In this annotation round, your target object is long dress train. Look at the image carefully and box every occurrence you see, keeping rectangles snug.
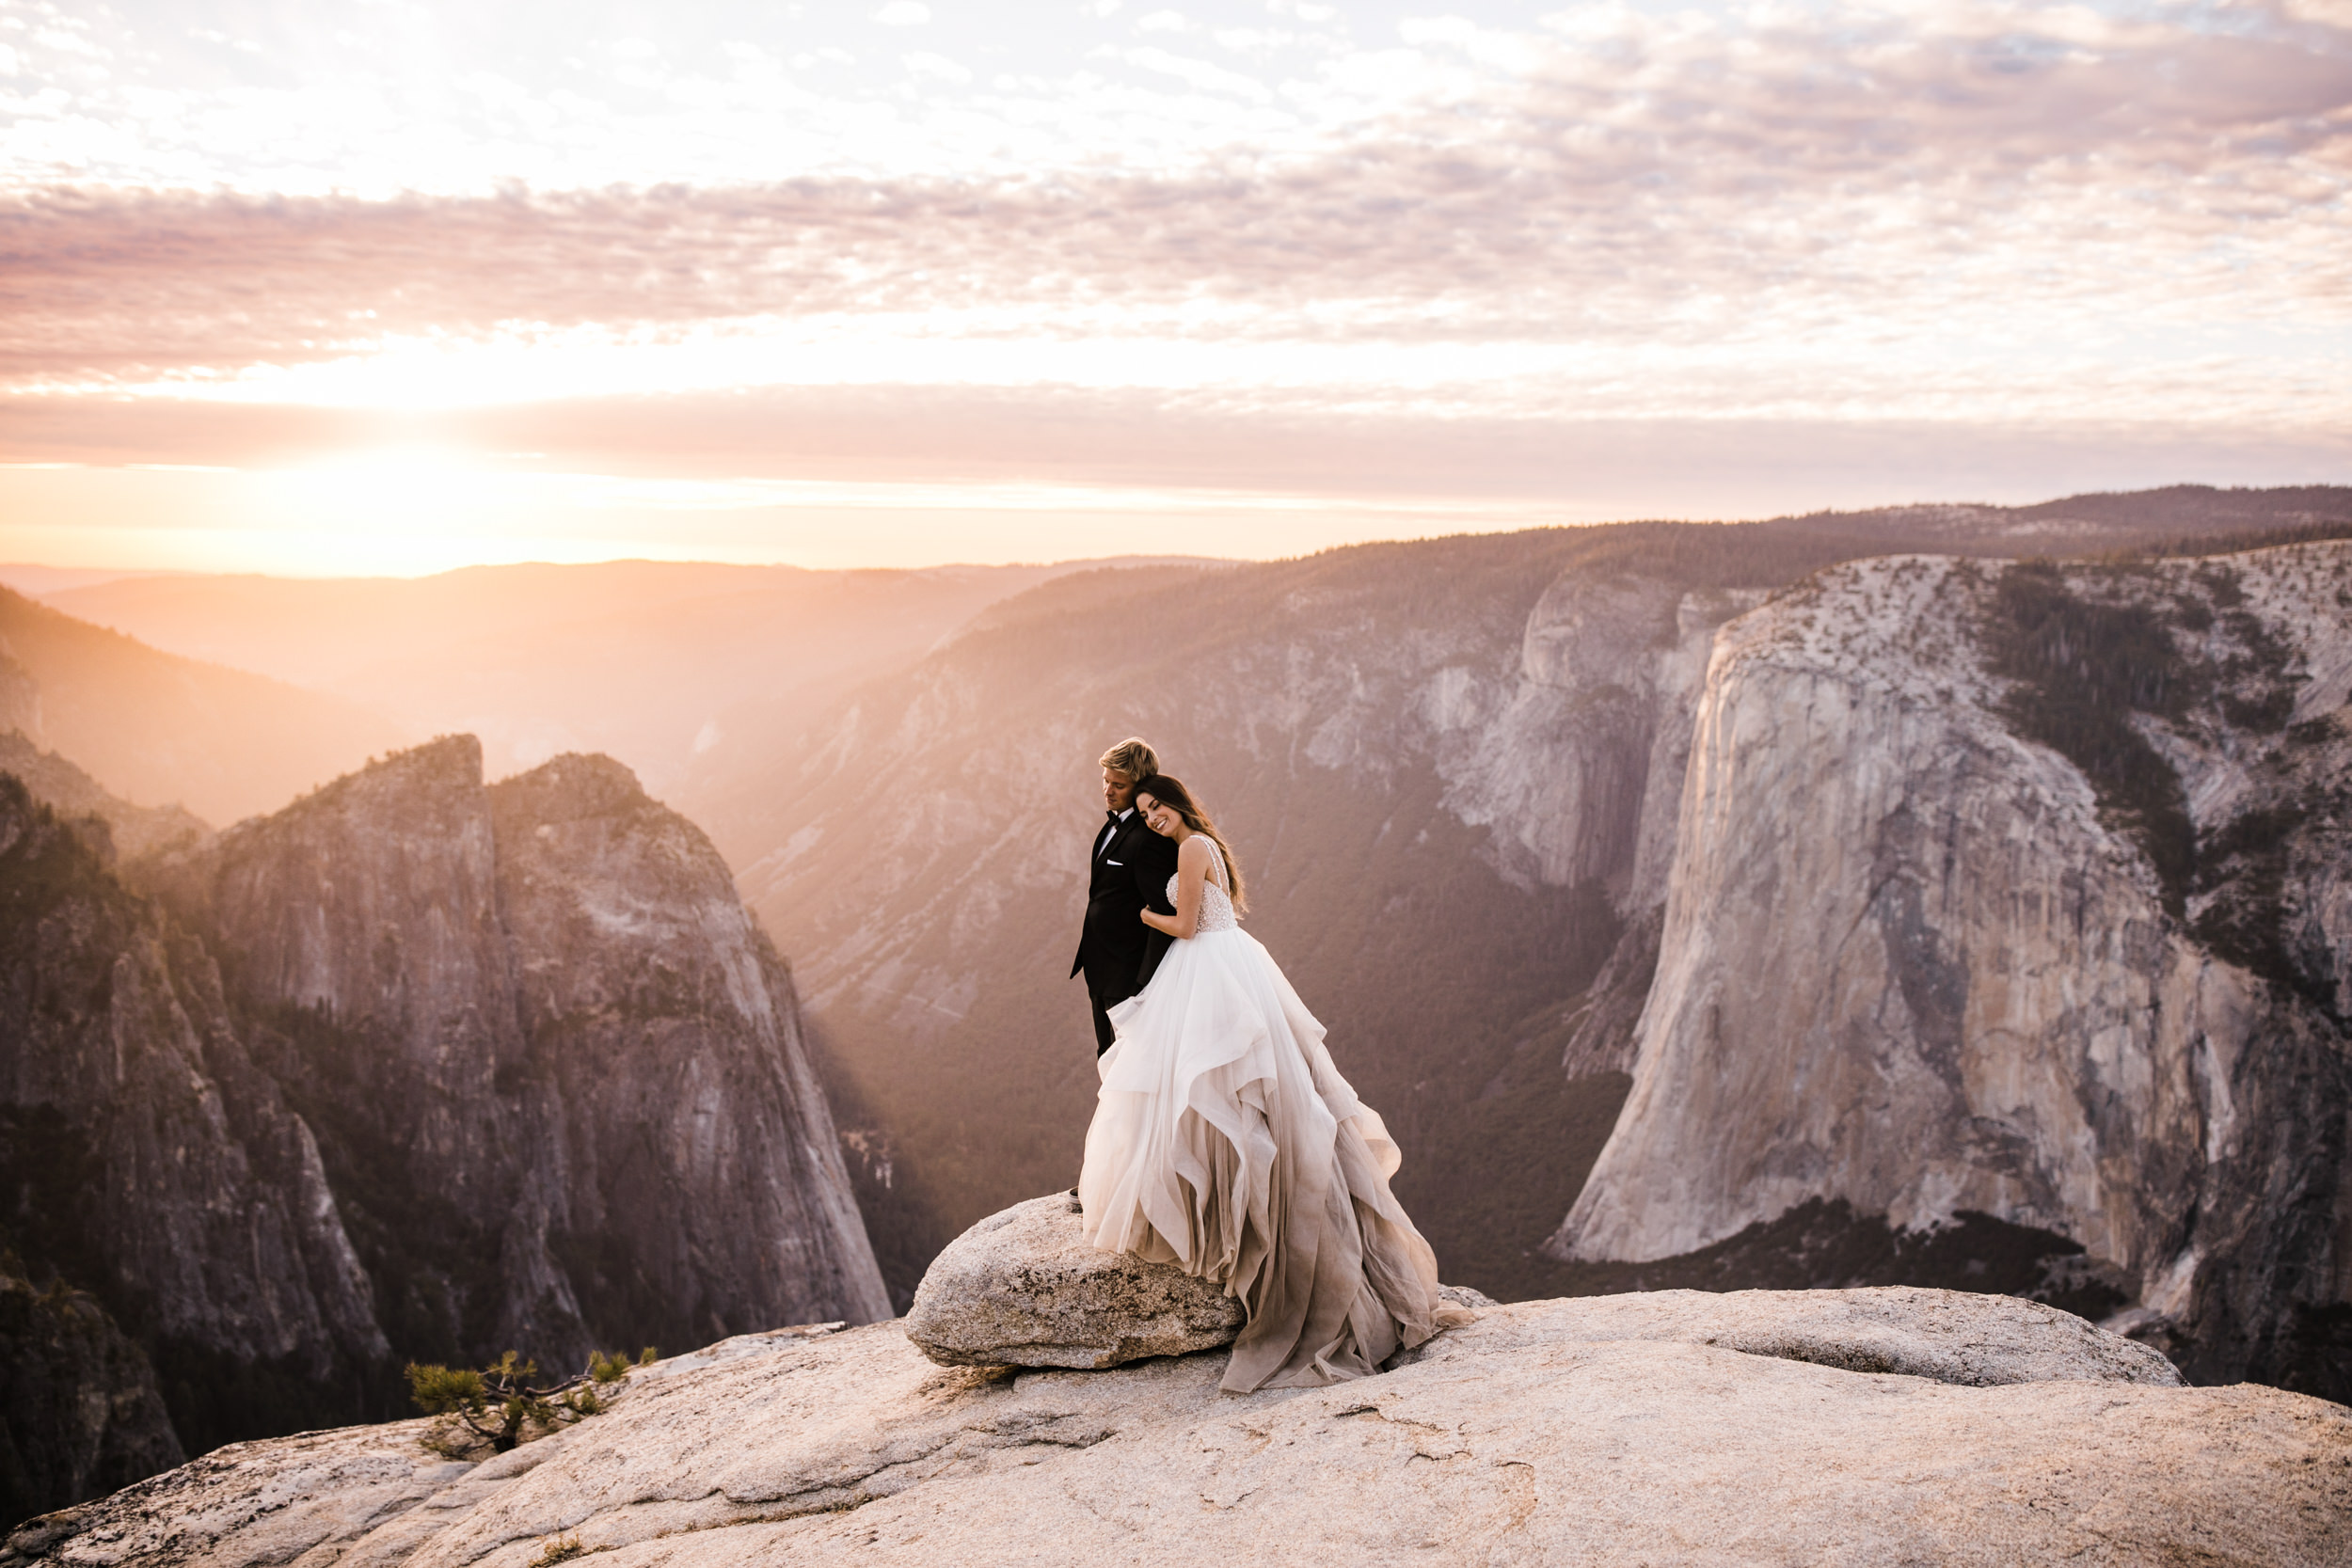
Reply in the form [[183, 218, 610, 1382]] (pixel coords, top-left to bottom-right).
[[1077, 847, 1469, 1392]]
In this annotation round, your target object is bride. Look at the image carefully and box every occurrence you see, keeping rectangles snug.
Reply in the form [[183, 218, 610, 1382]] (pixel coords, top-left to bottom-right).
[[1077, 773, 1470, 1393]]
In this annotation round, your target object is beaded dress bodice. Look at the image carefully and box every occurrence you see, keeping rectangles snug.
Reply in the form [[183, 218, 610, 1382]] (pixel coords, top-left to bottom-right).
[[1172, 843, 1238, 934]]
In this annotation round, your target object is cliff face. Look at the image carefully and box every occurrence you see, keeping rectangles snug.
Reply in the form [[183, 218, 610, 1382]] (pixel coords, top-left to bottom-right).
[[0, 1271, 182, 1531], [1553, 546, 2352, 1392], [152, 736, 888, 1373], [1438, 573, 1767, 1080], [0, 773, 384, 1495], [0, 736, 883, 1518], [0, 773, 387, 1369], [487, 754, 890, 1350], [161, 738, 548, 1364]]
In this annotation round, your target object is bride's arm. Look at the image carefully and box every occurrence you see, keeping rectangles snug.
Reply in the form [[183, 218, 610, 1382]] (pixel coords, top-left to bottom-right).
[[1141, 838, 1210, 940]]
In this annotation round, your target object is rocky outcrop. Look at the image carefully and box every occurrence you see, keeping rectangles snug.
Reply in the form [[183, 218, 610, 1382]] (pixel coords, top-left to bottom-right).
[[0, 773, 388, 1373], [904, 1194, 1246, 1369], [0, 1271, 182, 1532], [905, 1195, 1495, 1370], [1424, 1283, 2183, 1387], [0, 736, 885, 1514], [13, 1288, 2342, 1567], [1554, 546, 2352, 1393], [0, 771, 385, 1495], [488, 752, 891, 1352], [147, 736, 890, 1373]]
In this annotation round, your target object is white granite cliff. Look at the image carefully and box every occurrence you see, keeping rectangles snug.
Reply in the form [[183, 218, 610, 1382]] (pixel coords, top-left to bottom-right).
[[1552, 546, 2352, 1386]]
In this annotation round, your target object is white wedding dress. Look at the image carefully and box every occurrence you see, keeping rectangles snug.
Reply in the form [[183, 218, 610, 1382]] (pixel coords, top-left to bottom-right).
[[1078, 843, 1469, 1392]]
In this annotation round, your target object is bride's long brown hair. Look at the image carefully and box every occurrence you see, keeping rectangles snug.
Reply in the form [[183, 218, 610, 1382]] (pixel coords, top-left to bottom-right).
[[1134, 774, 1247, 913]]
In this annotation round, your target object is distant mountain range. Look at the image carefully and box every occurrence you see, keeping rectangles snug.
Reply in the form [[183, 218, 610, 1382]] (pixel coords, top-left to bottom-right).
[[0, 585, 401, 826], [34, 556, 1211, 800], [20, 487, 2344, 823]]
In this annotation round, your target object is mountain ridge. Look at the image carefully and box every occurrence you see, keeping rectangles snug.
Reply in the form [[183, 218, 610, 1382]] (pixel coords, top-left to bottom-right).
[[0, 586, 404, 826]]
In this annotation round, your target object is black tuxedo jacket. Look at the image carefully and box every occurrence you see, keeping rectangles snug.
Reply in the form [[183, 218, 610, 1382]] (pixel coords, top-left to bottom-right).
[[1071, 811, 1180, 1001]]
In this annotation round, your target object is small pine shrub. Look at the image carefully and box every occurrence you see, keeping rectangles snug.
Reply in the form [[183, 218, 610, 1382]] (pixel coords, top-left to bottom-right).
[[406, 1346, 656, 1454]]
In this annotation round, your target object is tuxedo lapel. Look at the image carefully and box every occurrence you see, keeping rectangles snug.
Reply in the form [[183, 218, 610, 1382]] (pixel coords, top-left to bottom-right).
[[1115, 814, 1173, 889], [1073, 808, 1175, 989]]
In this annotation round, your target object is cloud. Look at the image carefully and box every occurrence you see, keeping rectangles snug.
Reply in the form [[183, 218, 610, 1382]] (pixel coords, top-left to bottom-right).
[[904, 51, 972, 82], [0, 0, 2343, 467], [873, 3, 931, 25], [1119, 44, 1274, 99]]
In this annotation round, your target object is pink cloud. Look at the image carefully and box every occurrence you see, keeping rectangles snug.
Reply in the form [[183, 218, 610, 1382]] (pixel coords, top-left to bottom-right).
[[0, 9, 2340, 389]]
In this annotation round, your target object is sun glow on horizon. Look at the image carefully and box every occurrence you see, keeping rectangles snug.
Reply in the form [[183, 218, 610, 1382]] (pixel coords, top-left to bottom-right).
[[0, 456, 1632, 578]]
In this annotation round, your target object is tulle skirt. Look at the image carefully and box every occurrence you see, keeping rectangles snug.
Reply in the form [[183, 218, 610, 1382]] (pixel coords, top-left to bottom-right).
[[1078, 926, 1467, 1392]]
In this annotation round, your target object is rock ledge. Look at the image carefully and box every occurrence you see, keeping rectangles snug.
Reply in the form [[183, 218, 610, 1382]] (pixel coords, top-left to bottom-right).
[[11, 1285, 2344, 1568]]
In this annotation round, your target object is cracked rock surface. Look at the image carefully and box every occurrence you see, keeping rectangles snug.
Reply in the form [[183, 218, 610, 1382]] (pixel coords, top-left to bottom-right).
[[13, 1286, 2345, 1567]]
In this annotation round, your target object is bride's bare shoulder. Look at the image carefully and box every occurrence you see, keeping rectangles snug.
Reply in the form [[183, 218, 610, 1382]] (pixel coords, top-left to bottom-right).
[[1176, 833, 1215, 865]]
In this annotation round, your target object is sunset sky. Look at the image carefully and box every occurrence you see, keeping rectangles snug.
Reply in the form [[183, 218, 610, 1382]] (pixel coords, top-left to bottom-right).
[[3, 0, 2347, 574]]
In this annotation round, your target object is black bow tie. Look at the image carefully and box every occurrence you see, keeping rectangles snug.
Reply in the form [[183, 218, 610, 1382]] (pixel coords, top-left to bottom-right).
[[1105, 811, 1123, 825]]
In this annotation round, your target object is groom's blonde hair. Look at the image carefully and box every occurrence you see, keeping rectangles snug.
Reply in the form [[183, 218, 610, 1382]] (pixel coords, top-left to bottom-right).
[[1098, 736, 1160, 781]]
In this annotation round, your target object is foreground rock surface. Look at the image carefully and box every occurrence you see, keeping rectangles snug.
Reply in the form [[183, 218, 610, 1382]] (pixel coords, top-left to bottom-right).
[[16, 1288, 2344, 1568], [904, 1193, 1245, 1369]]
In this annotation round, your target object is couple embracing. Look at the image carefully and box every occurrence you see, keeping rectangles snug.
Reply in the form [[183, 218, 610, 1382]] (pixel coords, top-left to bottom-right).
[[1069, 737, 1470, 1395]]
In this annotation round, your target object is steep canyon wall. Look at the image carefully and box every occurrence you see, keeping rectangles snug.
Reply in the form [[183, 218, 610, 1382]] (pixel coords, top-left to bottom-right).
[[1555, 546, 2352, 1393], [144, 736, 890, 1371], [0, 736, 885, 1517]]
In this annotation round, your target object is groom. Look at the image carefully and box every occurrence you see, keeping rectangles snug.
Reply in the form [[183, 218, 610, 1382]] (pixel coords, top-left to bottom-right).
[[1071, 736, 1181, 1056]]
